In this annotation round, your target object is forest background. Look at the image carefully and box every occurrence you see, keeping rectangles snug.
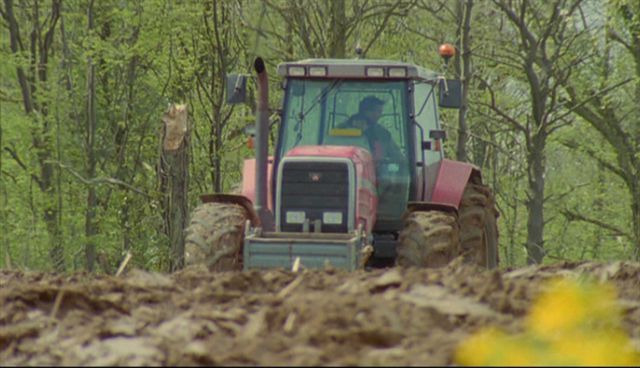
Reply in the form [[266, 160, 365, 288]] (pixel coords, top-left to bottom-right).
[[0, 0, 638, 273]]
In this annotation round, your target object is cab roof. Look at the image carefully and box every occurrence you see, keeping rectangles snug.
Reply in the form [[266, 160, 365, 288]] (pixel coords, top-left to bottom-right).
[[276, 58, 439, 81]]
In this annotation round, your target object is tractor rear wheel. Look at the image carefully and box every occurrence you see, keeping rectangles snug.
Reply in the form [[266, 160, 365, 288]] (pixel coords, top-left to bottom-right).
[[184, 202, 248, 271], [396, 210, 460, 268], [458, 182, 499, 268]]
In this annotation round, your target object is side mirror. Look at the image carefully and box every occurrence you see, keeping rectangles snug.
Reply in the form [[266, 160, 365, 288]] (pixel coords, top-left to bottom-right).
[[226, 74, 248, 104], [428, 129, 447, 152], [429, 129, 447, 141], [438, 79, 462, 109]]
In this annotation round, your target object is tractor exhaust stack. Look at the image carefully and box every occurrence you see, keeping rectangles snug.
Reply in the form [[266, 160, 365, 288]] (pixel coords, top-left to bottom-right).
[[253, 57, 272, 229]]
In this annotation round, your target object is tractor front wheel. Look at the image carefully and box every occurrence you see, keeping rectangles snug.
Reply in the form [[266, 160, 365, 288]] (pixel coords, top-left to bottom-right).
[[184, 202, 248, 271], [396, 210, 460, 268]]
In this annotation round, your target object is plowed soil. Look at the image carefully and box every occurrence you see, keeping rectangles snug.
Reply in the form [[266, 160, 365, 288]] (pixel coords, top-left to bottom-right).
[[1, 260, 639, 366]]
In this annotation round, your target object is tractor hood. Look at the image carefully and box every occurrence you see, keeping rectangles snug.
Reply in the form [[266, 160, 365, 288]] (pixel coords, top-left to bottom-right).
[[277, 145, 378, 234]]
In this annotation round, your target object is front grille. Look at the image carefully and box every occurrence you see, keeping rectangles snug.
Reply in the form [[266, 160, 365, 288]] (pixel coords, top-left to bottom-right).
[[279, 161, 350, 233]]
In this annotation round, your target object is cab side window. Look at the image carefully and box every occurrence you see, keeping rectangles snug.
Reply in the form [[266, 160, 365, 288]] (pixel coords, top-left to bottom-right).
[[413, 82, 443, 167]]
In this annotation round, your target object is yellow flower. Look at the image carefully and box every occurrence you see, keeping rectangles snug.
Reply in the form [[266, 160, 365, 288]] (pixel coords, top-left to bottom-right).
[[455, 328, 538, 366], [551, 330, 640, 366], [455, 327, 500, 366], [455, 277, 640, 366], [526, 277, 620, 337]]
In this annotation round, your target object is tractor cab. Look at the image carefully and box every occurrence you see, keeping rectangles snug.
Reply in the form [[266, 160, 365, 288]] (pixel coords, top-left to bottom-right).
[[274, 59, 454, 233]]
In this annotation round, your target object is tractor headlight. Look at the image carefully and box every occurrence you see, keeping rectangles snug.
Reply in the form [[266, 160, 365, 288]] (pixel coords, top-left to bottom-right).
[[286, 211, 306, 224], [323, 211, 343, 225]]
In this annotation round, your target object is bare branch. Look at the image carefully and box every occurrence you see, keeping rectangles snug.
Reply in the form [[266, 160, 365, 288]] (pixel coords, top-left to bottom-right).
[[559, 139, 627, 181], [3, 145, 42, 187], [4, 0, 32, 113], [544, 182, 591, 204], [415, 0, 450, 20], [1, 169, 18, 183], [440, 119, 521, 163], [556, 77, 633, 122], [363, 1, 403, 56], [400, 23, 440, 43], [473, 49, 525, 71], [50, 161, 150, 198], [493, 0, 537, 52], [561, 209, 630, 238], [0, 89, 21, 103], [607, 28, 632, 53], [562, 80, 635, 165], [474, 75, 528, 134]]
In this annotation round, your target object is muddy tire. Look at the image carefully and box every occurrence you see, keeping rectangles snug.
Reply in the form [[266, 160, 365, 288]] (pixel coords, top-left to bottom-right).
[[184, 202, 248, 271], [396, 210, 460, 268], [458, 182, 499, 268]]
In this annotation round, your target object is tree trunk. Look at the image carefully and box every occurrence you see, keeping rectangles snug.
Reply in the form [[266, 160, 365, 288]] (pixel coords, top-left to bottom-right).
[[456, 0, 473, 163], [526, 133, 546, 264], [209, 0, 230, 193], [633, 30, 640, 261], [0, 120, 5, 268], [329, 0, 347, 58], [591, 163, 606, 258], [117, 194, 132, 254], [3, 0, 64, 271], [160, 104, 190, 271], [632, 181, 640, 261], [44, 198, 64, 271], [85, 0, 97, 272], [214, 114, 223, 193]]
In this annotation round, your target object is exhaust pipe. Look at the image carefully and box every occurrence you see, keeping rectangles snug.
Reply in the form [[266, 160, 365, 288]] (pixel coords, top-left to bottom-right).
[[253, 57, 273, 230]]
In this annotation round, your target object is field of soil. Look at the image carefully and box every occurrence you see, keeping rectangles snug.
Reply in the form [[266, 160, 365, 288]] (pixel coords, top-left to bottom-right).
[[1, 260, 639, 366]]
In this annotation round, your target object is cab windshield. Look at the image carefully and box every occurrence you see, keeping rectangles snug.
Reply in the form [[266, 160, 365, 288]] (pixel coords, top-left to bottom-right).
[[278, 79, 411, 228]]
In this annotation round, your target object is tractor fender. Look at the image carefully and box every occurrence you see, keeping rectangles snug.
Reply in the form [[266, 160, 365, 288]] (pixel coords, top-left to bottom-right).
[[429, 159, 481, 210], [200, 193, 260, 226]]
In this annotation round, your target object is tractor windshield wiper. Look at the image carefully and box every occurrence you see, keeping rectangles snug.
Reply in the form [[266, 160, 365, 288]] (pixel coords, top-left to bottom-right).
[[301, 79, 343, 119], [294, 79, 344, 145]]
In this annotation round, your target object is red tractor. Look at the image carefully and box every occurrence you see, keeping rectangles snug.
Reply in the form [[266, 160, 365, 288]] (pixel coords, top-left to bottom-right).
[[184, 49, 499, 271]]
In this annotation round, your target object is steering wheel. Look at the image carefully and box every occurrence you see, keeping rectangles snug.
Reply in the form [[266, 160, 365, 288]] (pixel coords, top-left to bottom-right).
[[376, 156, 409, 176]]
